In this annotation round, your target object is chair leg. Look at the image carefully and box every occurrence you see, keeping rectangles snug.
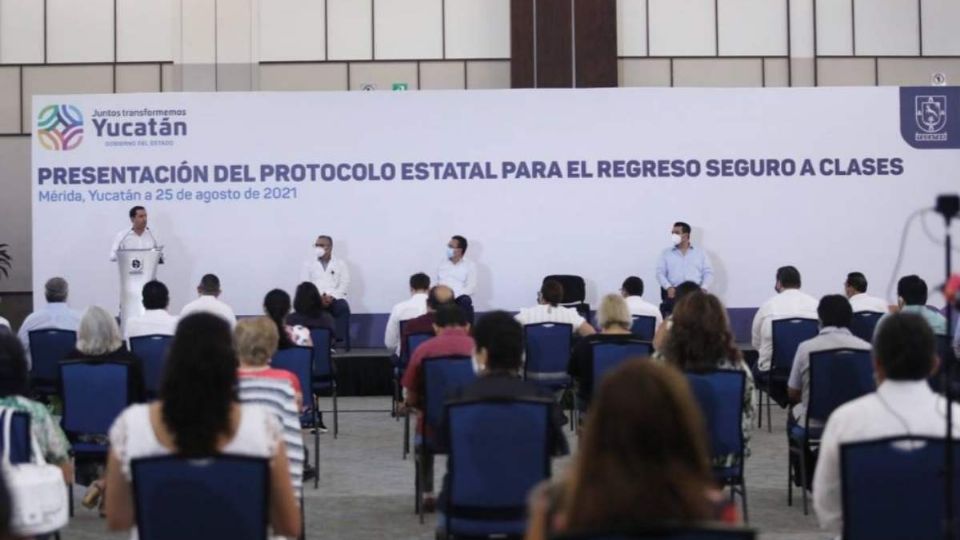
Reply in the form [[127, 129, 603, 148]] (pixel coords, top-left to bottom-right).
[[756, 386, 763, 429], [765, 391, 772, 433], [403, 412, 410, 459], [740, 481, 749, 523], [799, 443, 809, 515], [333, 384, 339, 439], [68, 481, 74, 517], [314, 395, 320, 489], [299, 495, 306, 540], [414, 452, 421, 514], [787, 446, 794, 507]]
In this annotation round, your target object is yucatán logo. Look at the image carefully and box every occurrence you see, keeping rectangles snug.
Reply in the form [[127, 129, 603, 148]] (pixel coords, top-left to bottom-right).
[[37, 104, 83, 151], [915, 95, 947, 141]]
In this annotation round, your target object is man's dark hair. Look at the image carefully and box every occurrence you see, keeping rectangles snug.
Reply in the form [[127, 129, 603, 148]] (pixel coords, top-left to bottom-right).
[[293, 282, 324, 317], [897, 275, 928, 305], [142, 280, 170, 310], [622, 276, 644, 297], [474, 311, 523, 372], [874, 312, 935, 380], [427, 285, 455, 310], [541, 279, 564, 305], [452, 235, 468, 254], [0, 333, 29, 397], [409, 273, 430, 291], [434, 304, 467, 328], [674, 281, 701, 303], [776, 266, 802, 289], [199, 274, 221, 295], [129, 205, 145, 219], [317, 235, 332, 245], [673, 221, 691, 235], [846, 272, 868, 293], [818, 294, 853, 329]]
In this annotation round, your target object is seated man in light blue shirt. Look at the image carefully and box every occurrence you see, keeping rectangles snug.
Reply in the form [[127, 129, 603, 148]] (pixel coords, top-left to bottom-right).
[[17, 276, 83, 369], [879, 275, 947, 337], [655, 221, 714, 316]]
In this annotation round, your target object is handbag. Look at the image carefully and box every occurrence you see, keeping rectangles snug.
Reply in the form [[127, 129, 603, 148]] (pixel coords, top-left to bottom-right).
[[1, 407, 70, 535]]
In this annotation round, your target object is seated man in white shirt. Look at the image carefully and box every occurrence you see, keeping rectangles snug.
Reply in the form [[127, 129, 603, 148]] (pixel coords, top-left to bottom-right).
[[384, 273, 431, 356], [109, 205, 162, 262], [813, 312, 960, 534], [0, 315, 10, 333], [787, 295, 871, 428], [125, 280, 179, 342], [300, 235, 351, 346], [515, 279, 596, 337], [844, 271, 889, 314], [180, 273, 237, 328], [17, 277, 83, 369], [437, 235, 477, 324], [620, 276, 663, 334], [751, 265, 819, 373]]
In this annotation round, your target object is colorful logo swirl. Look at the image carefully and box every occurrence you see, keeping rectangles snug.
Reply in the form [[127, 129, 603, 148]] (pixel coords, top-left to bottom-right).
[[37, 104, 84, 151]]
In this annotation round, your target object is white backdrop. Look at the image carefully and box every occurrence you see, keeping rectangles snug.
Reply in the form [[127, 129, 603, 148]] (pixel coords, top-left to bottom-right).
[[31, 87, 960, 316]]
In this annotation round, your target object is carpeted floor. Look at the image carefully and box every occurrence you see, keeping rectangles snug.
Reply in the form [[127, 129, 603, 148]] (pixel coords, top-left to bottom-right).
[[62, 396, 830, 540]]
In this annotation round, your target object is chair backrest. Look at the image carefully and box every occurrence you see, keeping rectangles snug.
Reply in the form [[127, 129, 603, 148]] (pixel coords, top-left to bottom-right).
[[841, 436, 960, 540], [0, 408, 32, 463], [60, 361, 130, 436], [129, 334, 173, 396], [685, 371, 746, 463], [523, 323, 573, 384], [630, 315, 657, 341], [308, 327, 334, 379], [421, 356, 475, 447], [591, 340, 653, 392], [132, 454, 270, 540], [28, 329, 77, 386], [444, 398, 553, 536], [807, 348, 874, 426], [543, 275, 585, 303], [403, 332, 434, 369], [770, 318, 819, 373], [271, 347, 313, 397], [850, 311, 883, 342], [554, 524, 756, 539]]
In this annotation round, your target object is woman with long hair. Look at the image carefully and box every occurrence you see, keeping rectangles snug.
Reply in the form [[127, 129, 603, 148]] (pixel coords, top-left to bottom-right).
[[104, 313, 300, 538], [264, 289, 312, 349], [286, 282, 336, 337]]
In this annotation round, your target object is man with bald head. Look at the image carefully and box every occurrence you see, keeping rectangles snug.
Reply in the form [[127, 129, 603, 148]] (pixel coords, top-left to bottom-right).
[[399, 285, 454, 360]]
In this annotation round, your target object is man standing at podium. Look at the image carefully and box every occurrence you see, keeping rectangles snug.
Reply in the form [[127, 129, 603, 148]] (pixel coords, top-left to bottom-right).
[[109, 206, 162, 262], [300, 235, 351, 343]]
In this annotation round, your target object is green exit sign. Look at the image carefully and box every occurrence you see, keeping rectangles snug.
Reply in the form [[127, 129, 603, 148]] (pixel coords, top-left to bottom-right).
[[392, 82, 409, 91]]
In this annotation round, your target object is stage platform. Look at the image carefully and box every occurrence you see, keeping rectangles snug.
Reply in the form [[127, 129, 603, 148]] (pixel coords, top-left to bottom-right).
[[331, 347, 393, 397]]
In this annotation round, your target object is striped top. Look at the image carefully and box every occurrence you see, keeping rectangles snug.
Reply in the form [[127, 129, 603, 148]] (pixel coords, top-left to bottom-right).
[[237, 377, 305, 496], [515, 304, 585, 329]]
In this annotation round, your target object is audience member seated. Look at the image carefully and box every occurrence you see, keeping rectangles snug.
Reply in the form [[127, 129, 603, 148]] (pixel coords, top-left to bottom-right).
[[179, 273, 237, 328], [401, 304, 474, 511], [437, 311, 568, 520], [286, 281, 336, 338], [652, 281, 702, 351], [400, 285, 455, 360], [881, 275, 947, 336], [384, 273, 431, 355], [568, 294, 648, 406], [437, 235, 477, 323], [264, 289, 312, 349], [526, 360, 738, 540], [65, 306, 146, 403], [104, 312, 301, 538], [787, 295, 870, 427], [0, 333, 73, 483], [662, 291, 755, 464], [812, 312, 960, 534], [844, 271, 888, 313], [124, 280, 178, 341], [234, 317, 307, 496], [515, 279, 595, 337], [17, 276, 82, 368], [751, 266, 818, 372], [620, 276, 663, 329], [0, 315, 10, 333]]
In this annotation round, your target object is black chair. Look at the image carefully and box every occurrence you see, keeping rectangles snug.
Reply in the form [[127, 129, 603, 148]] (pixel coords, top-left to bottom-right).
[[272, 346, 319, 489], [554, 524, 756, 539], [310, 328, 338, 439], [544, 275, 590, 320], [131, 454, 270, 540], [850, 311, 883, 342], [841, 436, 960, 540], [754, 318, 818, 431], [686, 370, 749, 522], [788, 348, 873, 514], [28, 329, 76, 398], [440, 397, 554, 539], [402, 331, 435, 459], [129, 334, 173, 397], [630, 315, 657, 341]]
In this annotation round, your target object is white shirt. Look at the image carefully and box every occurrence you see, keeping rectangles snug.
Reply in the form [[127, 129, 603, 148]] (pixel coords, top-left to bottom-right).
[[17, 302, 83, 369], [437, 257, 477, 298], [124, 309, 179, 341], [0, 316, 9, 331], [299, 256, 350, 299], [383, 292, 429, 354], [515, 304, 585, 330], [787, 327, 872, 424], [848, 293, 888, 314], [180, 295, 237, 328], [751, 289, 819, 371], [624, 296, 663, 328], [110, 227, 161, 262], [813, 380, 960, 534]]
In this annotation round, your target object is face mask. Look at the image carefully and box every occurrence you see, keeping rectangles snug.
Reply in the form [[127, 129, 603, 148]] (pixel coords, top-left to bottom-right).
[[671, 233, 682, 245], [315, 247, 326, 258], [446, 247, 455, 259]]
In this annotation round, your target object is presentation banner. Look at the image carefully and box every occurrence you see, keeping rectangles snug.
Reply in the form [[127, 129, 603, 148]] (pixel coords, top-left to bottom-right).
[[31, 87, 960, 322]]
